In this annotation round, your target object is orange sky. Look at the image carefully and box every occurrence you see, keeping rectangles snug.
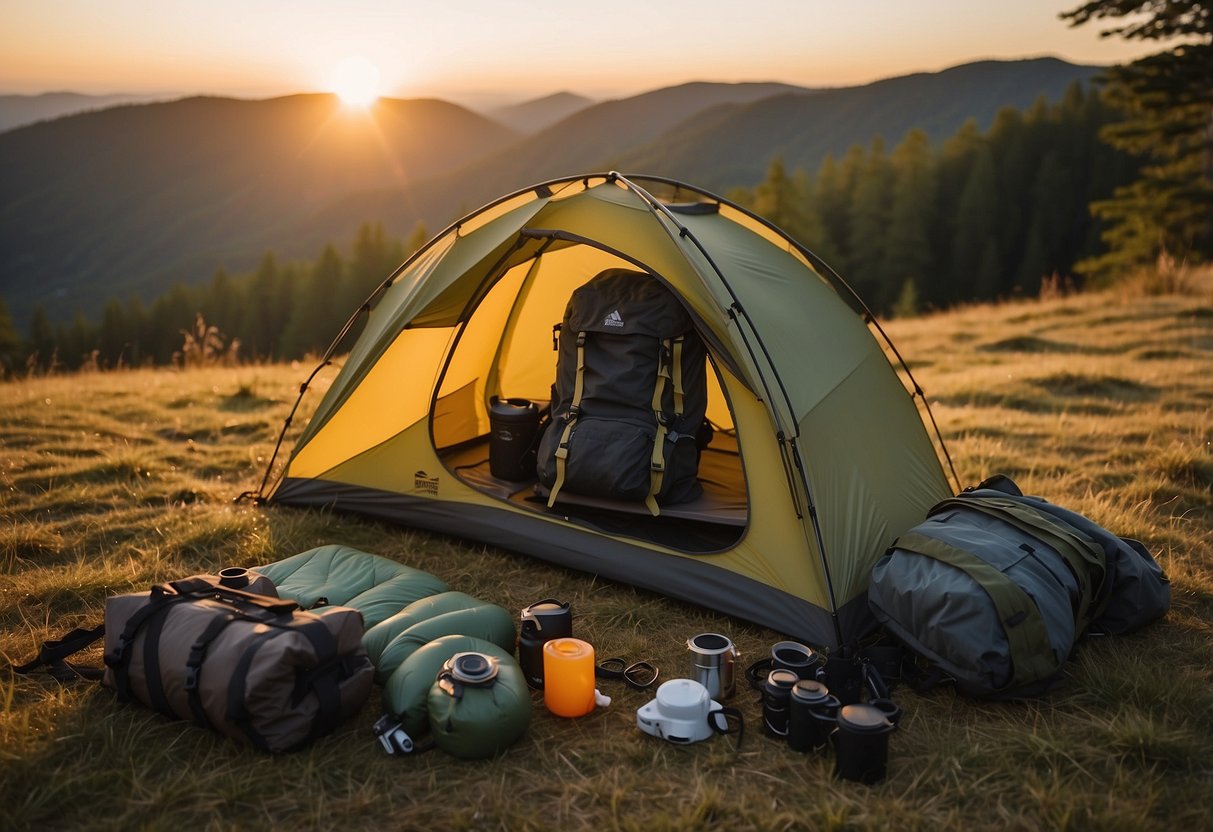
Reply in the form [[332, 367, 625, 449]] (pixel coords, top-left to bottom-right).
[[1, 1, 1158, 106]]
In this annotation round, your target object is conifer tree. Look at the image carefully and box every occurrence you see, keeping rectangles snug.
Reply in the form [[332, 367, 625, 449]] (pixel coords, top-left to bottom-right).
[[27, 306, 55, 371], [0, 296, 20, 376], [950, 144, 1000, 302], [1063, 0, 1213, 271], [282, 244, 344, 358], [882, 129, 939, 311], [846, 137, 895, 306], [97, 300, 129, 368], [242, 253, 282, 359]]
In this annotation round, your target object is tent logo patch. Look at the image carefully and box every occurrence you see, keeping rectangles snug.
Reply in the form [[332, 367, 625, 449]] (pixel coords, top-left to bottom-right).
[[603, 309, 625, 327], [413, 470, 439, 495]]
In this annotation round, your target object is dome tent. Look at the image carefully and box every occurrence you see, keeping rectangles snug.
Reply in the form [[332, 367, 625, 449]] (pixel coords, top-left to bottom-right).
[[252, 173, 956, 649]]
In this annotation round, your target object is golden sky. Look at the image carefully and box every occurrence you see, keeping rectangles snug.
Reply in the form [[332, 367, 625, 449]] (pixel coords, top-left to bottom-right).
[[1, 0, 1157, 106]]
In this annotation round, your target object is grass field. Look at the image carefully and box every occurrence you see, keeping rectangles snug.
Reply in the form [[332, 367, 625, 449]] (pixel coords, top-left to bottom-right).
[[2, 273, 1211, 830]]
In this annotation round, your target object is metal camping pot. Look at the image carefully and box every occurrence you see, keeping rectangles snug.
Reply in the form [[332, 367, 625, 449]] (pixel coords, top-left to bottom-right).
[[686, 633, 738, 700]]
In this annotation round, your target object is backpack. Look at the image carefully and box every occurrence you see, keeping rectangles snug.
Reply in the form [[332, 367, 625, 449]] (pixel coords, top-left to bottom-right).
[[17, 572, 374, 752], [867, 475, 1170, 698], [536, 268, 707, 514]]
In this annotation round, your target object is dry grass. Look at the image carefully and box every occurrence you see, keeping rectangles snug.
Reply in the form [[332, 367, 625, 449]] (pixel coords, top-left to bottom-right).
[[2, 273, 1212, 831]]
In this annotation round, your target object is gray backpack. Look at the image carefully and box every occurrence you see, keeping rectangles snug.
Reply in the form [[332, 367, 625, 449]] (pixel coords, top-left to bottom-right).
[[537, 268, 707, 513], [868, 476, 1170, 698]]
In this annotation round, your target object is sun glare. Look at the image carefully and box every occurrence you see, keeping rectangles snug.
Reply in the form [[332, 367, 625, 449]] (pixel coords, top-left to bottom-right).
[[330, 55, 381, 108]]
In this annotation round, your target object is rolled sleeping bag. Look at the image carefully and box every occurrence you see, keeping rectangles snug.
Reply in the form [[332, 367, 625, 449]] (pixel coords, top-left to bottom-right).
[[382, 635, 516, 738], [258, 545, 449, 629], [375, 604, 515, 681], [428, 650, 531, 759], [363, 591, 486, 680]]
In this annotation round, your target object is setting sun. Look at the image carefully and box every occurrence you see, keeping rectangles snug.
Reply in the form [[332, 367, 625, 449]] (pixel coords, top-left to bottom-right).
[[330, 55, 381, 107]]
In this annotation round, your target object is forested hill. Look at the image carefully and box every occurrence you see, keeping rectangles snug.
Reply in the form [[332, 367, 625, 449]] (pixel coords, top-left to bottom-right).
[[1, 58, 1100, 330], [613, 58, 1101, 189], [0, 94, 516, 327]]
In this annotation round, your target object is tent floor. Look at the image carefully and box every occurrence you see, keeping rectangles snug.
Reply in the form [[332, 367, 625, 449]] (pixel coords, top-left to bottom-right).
[[441, 437, 748, 554]]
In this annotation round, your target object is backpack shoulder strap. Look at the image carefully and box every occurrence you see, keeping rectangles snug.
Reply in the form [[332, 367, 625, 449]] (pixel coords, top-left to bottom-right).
[[547, 331, 586, 509]]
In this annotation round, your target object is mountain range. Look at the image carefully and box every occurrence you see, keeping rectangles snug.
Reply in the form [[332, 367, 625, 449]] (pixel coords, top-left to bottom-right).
[[0, 57, 1100, 329]]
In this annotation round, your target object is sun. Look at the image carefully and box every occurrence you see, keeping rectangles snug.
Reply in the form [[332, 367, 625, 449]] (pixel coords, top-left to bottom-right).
[[330, 55, 381, 108]]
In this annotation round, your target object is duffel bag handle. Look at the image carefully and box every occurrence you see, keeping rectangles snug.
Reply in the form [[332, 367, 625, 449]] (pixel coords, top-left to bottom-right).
[[167, 576, 300, 615]]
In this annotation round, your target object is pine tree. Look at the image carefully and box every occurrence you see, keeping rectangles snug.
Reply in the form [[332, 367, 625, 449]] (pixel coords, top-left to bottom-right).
[[846, 137, 895, 305], [242, 252, 281, 359], [950, 144, 1000, 303], [27, 306, 55, 372], [882, 129, 939, 311], [201, 267, 241, 336], [1063, 0, 1213, 271], [97, 300, 129, 368], [0, 296, 20, 376], [282, 244, 344, 358]]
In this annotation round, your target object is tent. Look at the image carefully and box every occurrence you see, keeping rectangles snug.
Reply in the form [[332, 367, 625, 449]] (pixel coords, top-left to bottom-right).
[[253, 173, 956, 649]]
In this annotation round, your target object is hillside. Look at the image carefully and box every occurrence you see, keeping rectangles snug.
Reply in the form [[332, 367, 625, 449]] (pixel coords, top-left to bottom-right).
[[1, 277, 1210, 828], [1, 59, 1101, 330], [613, 57, 1102, 188], [0, 94, 517, 327], [0, 91, 172, 133], [486, 91, 597, 133]]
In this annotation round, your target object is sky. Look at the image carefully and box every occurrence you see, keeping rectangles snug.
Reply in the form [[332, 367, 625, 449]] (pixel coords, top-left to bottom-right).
[[1, 0, 1157, 107]]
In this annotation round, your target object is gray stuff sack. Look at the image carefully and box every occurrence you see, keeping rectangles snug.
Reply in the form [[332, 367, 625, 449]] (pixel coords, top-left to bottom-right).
[[868, 475, 1170, 698]]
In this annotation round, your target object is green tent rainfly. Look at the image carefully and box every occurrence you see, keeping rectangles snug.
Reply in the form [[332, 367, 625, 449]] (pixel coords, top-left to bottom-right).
[[252, 173, 956, 649]]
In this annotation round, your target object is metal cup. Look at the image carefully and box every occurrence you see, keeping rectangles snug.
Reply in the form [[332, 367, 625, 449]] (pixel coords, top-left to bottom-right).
[[686, 633, 738, 700]]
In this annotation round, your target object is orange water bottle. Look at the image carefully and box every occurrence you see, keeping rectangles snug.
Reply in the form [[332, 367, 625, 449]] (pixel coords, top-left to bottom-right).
[[543, 638, 597, 717]]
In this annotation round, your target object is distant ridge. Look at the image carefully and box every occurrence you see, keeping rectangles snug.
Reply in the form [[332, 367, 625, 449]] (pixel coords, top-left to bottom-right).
[[611, 57, 1102, 188], [486, 91, 596, 133], [0, 58, 1101, 329], [0, 91, 174, 133]]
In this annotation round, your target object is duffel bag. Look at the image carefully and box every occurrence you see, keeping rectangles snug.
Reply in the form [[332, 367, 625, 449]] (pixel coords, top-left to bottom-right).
[[868, 475, 1169, 698], [17, 572, 374, 752]]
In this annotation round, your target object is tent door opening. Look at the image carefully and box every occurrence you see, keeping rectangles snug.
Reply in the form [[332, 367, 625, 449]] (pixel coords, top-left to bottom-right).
[[429, 239, 749, 554]]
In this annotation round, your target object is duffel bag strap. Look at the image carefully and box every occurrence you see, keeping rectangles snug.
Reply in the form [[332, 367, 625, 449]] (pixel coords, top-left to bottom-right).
[[935, 496, 1109, 625], [169, 576, 299, 615], [14, 624, 106, 682], [547, 331, 586, 509], [895, 530, 1061, 691], [183, 613, 239, 729]]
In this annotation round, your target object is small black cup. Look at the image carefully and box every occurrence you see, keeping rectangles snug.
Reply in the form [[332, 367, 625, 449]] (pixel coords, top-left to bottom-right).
[[518, 599, 572, 688], [834, 703, 895, 784], [771, 640, 820, 679], [787, 680, 840, 753], [761, 669, 798, 738], [217, 566, 250, 589]]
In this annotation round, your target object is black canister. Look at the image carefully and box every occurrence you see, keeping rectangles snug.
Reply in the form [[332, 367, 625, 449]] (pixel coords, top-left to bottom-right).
[[517, 598, 572, 688], [824, 654, 864, 705], [489, 397, 540, 481], [761, 669, 798, 738], [771, 640, 820, 679], [834, 703, 896, 784], [787, 680, 840, 753]]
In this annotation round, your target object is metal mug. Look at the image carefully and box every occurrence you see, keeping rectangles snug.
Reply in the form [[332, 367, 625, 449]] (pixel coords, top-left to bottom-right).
[[686, 632, 738, 700]]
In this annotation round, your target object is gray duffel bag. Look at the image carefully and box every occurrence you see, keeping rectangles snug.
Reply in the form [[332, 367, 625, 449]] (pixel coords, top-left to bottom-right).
[[868, 475, 1170, 698]]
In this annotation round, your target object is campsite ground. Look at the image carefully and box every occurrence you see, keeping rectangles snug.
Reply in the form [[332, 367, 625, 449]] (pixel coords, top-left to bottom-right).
[[2, 271, 1211, 830]]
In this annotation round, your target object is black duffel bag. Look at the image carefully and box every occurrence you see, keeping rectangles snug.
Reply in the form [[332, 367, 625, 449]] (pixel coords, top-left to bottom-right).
[[18, 571, 374, 752]]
